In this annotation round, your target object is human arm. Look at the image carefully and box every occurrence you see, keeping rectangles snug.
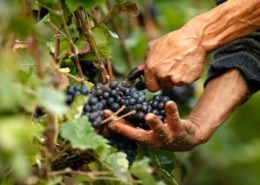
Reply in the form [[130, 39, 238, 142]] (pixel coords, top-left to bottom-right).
[[105, 69, 248, 151], [145, 0, 260, 92]]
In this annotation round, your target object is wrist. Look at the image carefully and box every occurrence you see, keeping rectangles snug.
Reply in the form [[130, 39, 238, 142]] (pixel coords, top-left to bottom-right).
[[186, 69, 248, 144]]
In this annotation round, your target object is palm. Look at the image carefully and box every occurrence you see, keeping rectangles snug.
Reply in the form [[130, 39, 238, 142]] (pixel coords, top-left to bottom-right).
[[105, 101, 200, 151]]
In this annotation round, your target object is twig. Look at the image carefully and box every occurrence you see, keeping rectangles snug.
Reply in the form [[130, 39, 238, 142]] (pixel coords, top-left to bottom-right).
[[101, 105, 126, 124], [46, 112, 56, 155], [47, 20, 67, 39], [91, 7, 113, 29], [52, 143, 71, 162], [49, 168, 143, 184], [74, 9, 109, 84], [114, 110, 136, 121], [54, 30, 60, 63], [30, 36, 44, 80], [37, 2, 61, 16], [57, 0, 84, 81], [106, 58, 114, 82]]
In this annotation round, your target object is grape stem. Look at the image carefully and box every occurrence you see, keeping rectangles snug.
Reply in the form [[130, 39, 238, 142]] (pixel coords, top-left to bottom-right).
[[98, 105, 135, 135], [101, 105, 127, 124]]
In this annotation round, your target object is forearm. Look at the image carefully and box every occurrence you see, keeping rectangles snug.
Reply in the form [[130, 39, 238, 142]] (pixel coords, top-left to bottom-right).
[[186, 0, 260, 53], [187, 69, 248, 143]]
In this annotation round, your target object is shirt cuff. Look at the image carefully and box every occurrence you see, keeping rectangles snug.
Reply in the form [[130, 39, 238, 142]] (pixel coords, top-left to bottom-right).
[[204, 31, 260, 100]]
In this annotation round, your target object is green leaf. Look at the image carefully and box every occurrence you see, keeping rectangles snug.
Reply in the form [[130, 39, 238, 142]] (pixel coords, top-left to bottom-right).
[[0, 116, 42, 179], [130, 158, 166, 185], [37, 86, 68, 116], [17, 49, 36, 73], [65, 0, 105, 12], [9, 15, 35, 38], [150, 149, 179, 185], [61, 116, 108, 150], [0, 51, 36, 112], [106, 152, 129, 183], [65, 95, 86, 121], [106, 152, 129, 170], [92, 27, 112, 59]]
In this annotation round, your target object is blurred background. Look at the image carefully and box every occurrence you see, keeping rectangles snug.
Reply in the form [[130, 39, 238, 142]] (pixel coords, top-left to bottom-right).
[[1, 0, 260, 184], [112, 0, 260, 184]]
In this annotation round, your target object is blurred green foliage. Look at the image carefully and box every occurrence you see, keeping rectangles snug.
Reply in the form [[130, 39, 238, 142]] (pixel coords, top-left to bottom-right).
[[0, 0, 259, 184]]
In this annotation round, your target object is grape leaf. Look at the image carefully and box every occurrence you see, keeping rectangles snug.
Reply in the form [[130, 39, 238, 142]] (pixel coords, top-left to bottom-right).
[[65, 0, 105, 12], [150, 149, 179, 185], [92, 27, 112, 58], [61, 116, 108, 150], [0, 116, 42, 179], [37, 86, 68, 116], [64, 95, 86, 121], [106, 152, 129, 182], [130, 158, 166, 185]]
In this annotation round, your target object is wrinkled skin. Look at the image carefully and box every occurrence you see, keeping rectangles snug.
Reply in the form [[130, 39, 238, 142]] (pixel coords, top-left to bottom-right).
[[104, 101, 203, 151], [143, 0, 260, 92], [144, 26, 207, 92]]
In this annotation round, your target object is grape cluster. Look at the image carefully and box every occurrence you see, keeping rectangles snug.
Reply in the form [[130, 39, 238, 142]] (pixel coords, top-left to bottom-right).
[[66, 81, 171, 163], [66, 84, 89, 105], [161, 84, 194, 105]]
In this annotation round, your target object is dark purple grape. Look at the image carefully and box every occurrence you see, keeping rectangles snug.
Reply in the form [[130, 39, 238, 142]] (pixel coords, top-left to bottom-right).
[[107, 97, 115, 105], [110, 103, 120, 112], [81, 85, 89, 95], [67, 85, 75, 95], [88, 97, 98, 105]]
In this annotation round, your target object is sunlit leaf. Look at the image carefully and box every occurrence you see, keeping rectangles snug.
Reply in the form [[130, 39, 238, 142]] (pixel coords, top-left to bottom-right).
[[106, 152, 130, 182]]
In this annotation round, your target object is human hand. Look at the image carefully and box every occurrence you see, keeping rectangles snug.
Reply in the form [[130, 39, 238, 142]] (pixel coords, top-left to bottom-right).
[[144, 26, 207, 92], [104, 101, 203, 151]]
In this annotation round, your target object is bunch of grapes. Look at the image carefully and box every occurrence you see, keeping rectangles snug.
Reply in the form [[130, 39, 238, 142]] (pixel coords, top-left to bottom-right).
[[161, 84, 195, 105], [66, 81, 171, 163]]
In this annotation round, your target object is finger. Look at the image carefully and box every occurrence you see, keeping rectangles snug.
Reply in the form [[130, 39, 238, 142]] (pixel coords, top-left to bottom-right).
[[145, 113, 168, 140], [103, 109, 114, 117], [144, 63, 161, 92], [165, 101, 182, 131], [108, 120, 154, 145]]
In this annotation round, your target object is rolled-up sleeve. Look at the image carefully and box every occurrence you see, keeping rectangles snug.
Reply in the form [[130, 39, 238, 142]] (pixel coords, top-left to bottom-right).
[[204, 0, 260, 100], [204, 31, 260, 98]]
